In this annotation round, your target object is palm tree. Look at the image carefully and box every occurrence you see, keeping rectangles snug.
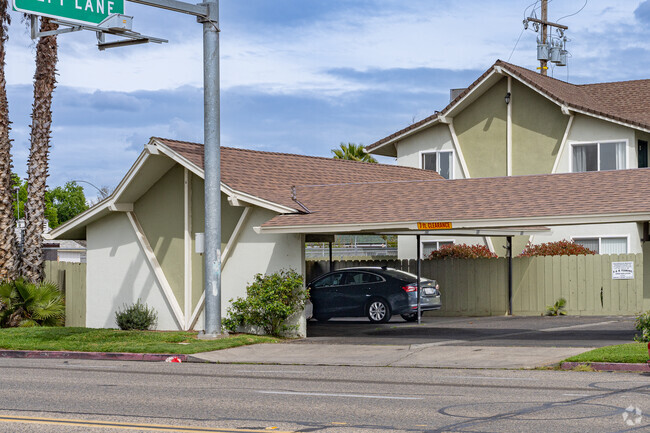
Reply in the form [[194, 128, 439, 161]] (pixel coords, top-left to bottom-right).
[[0, 1, 17, 281], [0, 278, 65, 327], [331, 142, 377, 163], [21, 17, 58, 283]]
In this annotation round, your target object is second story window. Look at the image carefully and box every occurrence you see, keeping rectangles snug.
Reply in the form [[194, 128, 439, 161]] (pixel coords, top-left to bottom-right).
[[422, 151, 453, 179], [572, 141, 626, 172]]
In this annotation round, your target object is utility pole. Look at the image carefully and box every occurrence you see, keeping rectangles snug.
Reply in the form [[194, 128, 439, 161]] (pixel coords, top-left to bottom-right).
[[540, 0, 548, 76], [526, 0, 568, 76]]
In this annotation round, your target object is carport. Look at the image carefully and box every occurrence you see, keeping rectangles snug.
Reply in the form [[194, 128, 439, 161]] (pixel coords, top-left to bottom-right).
[[309, 226, 549, 322], [257, 168, 650, 329]]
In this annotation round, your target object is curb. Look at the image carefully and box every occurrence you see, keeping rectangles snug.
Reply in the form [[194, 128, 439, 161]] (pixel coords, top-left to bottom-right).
[[0, 350, 188, 362], [561, 361, 650, 372]]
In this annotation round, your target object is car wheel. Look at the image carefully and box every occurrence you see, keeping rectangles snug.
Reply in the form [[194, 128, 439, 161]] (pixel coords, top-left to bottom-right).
[[400, 312, 419, 322], [314, 315, 331, 322], [367, 299, 391, 323]]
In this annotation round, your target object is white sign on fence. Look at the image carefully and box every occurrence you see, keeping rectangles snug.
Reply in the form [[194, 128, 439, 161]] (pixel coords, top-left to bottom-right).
[[612, 261, 634, 280]]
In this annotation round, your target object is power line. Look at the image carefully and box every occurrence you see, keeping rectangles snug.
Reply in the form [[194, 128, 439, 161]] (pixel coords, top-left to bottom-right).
[[557, 0, 588, 22]]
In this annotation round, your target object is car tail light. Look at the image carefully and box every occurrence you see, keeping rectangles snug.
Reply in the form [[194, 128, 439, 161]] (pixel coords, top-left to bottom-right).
[[402, 285, 417, 292]]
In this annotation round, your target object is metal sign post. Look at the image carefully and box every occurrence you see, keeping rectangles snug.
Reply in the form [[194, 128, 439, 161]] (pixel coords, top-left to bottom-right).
[[24, 0, 223, 336], [199, 0, 221, 338]]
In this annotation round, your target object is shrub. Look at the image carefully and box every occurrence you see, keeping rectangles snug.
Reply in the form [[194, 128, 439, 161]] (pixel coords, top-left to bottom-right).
[[0, 278, 65, 327], [428, 243, 497, 259], [634, 311, 650, 342], [544, 298, 567, 316], [115, 300, 158, 331], [519, 240, 596, 257], [223, 269, 308, 337]]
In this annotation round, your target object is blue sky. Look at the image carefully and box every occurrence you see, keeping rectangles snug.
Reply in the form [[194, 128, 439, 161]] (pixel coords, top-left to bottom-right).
[[5, 0, 650, 199]]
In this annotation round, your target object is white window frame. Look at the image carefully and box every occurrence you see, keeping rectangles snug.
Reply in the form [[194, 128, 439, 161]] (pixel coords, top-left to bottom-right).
[[571, 235, 629, 255], [420, 240, 454, 259], [419, 150, 454, 179], [569, 139, 628, 172]]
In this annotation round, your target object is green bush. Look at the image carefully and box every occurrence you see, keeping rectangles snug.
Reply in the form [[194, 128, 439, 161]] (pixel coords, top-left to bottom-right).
[[428, 243, 497, 259], [519, 240, 596, 257], [0, 278, 65, 327], [115, 300, 158, 331], [634, 311, 650, 342], [224, 269, 308, 337]]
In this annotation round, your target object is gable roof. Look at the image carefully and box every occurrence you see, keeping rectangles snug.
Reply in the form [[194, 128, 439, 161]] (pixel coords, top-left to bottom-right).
[[48, 137, 443, 239], [258, 168, 650, 233], [367, 60, 650, 155], [155, 137, 443, 212]]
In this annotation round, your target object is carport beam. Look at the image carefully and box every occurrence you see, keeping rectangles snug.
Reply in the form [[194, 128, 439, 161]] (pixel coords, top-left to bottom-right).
[[329, 241, 333, 272], [417, 234, 422, 324], [507, 236, 513, 315]]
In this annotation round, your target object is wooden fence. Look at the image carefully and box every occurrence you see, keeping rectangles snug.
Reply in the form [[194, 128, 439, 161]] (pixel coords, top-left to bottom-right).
[[44, 261, 87, 327], [306, 254, 645, 316]]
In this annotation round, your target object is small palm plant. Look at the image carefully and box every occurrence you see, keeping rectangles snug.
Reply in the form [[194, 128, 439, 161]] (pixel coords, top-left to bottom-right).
[[331, 143, 377, 163], [544, 297, 567, 316], [0, 278, 65, 327]]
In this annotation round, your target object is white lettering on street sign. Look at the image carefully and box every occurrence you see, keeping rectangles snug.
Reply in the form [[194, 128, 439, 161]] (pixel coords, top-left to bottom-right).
[[13, 0, 124, 26]]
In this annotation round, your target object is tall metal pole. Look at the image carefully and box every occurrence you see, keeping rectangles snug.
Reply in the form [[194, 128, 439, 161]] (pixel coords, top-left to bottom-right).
[[416, 234, 421, 324], [540, 0, 548, 76], [506, 236, 513, 315], [202, 0, 221, 337]]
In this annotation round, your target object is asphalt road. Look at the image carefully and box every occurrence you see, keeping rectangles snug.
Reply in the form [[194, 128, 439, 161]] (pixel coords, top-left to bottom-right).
[[303, 315, 636, 347], [0, 358, 648, 432]]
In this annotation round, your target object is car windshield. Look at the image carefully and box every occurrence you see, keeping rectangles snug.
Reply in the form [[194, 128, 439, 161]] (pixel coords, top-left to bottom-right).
[[382, 269, 433, 283]]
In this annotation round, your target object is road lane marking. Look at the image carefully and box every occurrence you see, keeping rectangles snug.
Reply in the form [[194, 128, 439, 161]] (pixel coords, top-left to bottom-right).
[[235, 370, 304, 373], [443, 375, 537, 381], [0, 415, 294, 432], [539, 321, 618, 332], [257, 391, 422, 400], [410, 340, 468, 349]]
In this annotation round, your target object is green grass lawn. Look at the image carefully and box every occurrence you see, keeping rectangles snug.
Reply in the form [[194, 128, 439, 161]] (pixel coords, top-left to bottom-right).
[[0, 327, 278, 354], [564, 343, 649, 364]]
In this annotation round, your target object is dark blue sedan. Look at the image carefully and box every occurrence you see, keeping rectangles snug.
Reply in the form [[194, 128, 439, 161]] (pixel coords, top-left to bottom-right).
[[308, 267, 441, 323]]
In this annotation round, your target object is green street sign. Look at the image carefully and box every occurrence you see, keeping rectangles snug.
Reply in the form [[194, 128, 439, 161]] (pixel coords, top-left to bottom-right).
[[13, 0, 125, 26]]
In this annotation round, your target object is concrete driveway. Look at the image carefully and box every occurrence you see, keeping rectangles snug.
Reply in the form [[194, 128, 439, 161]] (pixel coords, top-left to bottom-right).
[[300, 315, 636, 347], [191, 315, 637, 369]]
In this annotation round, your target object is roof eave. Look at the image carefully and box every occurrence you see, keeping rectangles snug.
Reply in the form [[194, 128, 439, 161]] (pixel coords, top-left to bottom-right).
[[256, 212, 650, 235]]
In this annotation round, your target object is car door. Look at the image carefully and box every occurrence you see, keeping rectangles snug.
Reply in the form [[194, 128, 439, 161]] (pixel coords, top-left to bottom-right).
[[335, 271, 384, 316], [309, 272, 346, 317]]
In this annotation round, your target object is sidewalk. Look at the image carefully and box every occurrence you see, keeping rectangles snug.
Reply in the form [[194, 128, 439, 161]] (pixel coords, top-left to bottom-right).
[[189, 343, 591, 369]]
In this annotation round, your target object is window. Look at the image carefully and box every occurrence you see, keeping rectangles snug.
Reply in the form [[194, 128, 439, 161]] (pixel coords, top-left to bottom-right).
[[572, 141, 626, 172], [421, 240, 453, 259], [346, 272, 384, 285], [573, 237, 628, 255], [312, 272, 345, 288], [421, 151, 453, 179]]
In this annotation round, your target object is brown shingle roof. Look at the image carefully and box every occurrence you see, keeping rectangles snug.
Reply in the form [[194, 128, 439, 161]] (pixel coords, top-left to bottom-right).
[[261, 168, 650, 229], [367, 60, 650, 152], [154, 137, 444, 211]]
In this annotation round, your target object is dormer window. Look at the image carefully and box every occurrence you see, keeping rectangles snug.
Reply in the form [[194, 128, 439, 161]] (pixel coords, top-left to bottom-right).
[[421, 151, 453, 179], [572, 141, 626, 172]]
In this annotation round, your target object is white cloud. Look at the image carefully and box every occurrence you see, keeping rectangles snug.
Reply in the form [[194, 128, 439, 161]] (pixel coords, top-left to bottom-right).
[[4, 1, 645, 95]]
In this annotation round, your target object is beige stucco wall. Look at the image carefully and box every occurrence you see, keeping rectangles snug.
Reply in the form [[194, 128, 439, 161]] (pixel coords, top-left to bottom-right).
[[221, 207, 304, 316], [134, 165, 185, 311], [511, 80, 568, 175], [454, 77, 508, 178], [85, 162, 306, 333], [556, 115, 637, 173], [86, 212, 180, 330], [528, 223, 643, 254], [395, 123, 466, 179]]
